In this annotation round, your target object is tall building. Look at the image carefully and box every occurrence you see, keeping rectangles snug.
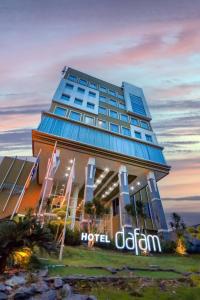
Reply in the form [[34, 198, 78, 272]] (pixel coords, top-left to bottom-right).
[[0, 67, 170, 239]]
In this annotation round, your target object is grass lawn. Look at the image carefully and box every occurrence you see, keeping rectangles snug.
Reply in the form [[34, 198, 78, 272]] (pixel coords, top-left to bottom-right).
[[42, 245, 200, 276], [40, 246, 200, 299]]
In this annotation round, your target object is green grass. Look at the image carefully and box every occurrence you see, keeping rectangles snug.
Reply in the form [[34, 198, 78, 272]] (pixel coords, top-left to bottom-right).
[[91, 287, 200, 300], [48, 266, 110, 277], [43, 246, 200, 275]]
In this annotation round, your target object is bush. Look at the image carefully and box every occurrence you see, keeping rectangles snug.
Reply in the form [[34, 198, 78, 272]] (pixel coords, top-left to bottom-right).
[[161, 240, 176, 253], [64, 228, 82, 246]]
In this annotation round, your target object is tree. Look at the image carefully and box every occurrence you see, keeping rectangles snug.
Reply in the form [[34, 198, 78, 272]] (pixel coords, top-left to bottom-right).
[[169, 212, 186, 237], [0, 213, 57, 273], [125, 200, 146, 229]]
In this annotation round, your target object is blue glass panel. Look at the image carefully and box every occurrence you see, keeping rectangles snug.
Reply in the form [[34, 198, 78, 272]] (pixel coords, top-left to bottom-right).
[[120, 114, 129, 122], [135, 131, 141, 139], [68, 75, 77, 82], [77, 87, 85, 94], [130, 94, 146, 116], [110, 123, 119, 133], [145, 134, 152, 142], [38, 115, 166, 164], [66, 83, 73, 90], [87, 102, 95, 109], [61, 94, 70, 101], [99, 107, 107, 115], [141, 121, 150, 130], [54, 107, 66, 117], [110, 110, 118, 119], [69, 111, 81, 121], [131, 117, 139, 126], [122, 127, 131, 136], [74, 98, 83, 105]]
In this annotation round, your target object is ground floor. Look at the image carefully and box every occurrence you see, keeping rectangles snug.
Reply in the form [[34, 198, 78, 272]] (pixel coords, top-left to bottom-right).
[[0, 134, 170, 240]]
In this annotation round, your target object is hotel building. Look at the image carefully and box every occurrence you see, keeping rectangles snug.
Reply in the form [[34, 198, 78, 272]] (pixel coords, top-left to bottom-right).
[[0, 68, 170, 239]]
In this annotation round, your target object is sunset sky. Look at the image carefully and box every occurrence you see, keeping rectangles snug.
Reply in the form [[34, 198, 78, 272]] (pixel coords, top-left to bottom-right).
[[0, 0, 199, 224]]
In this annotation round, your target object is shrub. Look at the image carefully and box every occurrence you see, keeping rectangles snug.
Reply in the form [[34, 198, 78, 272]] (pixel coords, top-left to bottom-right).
[[64, 227, 81, 246], [161, 240, 176, 253]]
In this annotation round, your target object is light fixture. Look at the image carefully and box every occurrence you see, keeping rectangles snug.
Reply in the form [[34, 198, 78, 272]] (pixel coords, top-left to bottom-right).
[[96, 179, 101, 184], [109, 187, 112, 191], [105, 191, 109, 195], [67, 167, 71, 171], [102, 195, 105, 198], [105, 168, 109, 172], [69, 159, 73, 164], [99, 120, 102, 125], [137, 182, 141, 186], [100, 174, 104, 178], [130, 186, 134, 190], [93, 184, 97, 188], [65, 173, 69, 177], [113, 182, 118, 187]]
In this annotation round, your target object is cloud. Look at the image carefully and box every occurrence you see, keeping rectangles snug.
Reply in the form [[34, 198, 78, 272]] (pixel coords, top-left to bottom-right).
[[0, 103, 49, 115], [150, 99, 200, 110]]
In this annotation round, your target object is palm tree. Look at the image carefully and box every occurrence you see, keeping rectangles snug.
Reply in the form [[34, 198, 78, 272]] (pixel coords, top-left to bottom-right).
[[85, 197, 110, 231], [169, 212, 186, 237], [0, 213, 57, 273], [125, 200, 146, 230]]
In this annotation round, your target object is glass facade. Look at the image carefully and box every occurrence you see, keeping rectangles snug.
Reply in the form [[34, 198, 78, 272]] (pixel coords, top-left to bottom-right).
[[130, 94, 146, 116], [38, 115, 166, 164]]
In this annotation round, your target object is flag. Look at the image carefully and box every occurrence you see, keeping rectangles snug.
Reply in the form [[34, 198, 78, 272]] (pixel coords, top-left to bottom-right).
[[38, 142, 60, 216], [61, 158, 75, 206]]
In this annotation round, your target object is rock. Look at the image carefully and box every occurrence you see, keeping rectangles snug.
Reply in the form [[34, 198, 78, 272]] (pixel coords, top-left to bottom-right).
[[38, 290, 57, 300], [54, 277, 63, 289], [0, 292, 8, 300], [14, 286, 36, 299], [38, 269, 48, 277], [106, 267, 117, 274], [31, 281, 49, 293], [5, 275, 26, 287], [0, 285, 6, 293], [61, 283, 72, 298]]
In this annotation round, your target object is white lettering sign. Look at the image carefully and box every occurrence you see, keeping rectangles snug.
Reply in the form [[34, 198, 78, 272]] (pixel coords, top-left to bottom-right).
[[81, 227, 162, 255]]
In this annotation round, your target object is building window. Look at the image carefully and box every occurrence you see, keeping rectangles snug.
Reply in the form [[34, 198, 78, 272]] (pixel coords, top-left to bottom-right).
[[87, 102, 95, 109], [77, 87, 85, 94], [99, 106, 107, 115], [131, 117, 139, 126], [74, 98, 83, 106], [130, 94, 146, 116], [122, 127, 131, 136], [120, 114, 129, 122], [68, 75, 77, 82], [66, 83, 74, 90], [108, 89, 116, 96], [118, 94, 124, 100], [110, 123, 119, 133], [110, 110, 118, 119], [69, 111, 81, 122], [89, 82, 97, 89], [109, 99, 117, 107], [140, 120, 150, 130], [97, 119, 107, 129], [79, 78, 87, 86], [145, 134, 152, 142], [119, 102, 126, 110], [54, 107, 67, 117], [88, 91, 96, 98], [85, 115, 94, 125], [99, 95, 107, 103], [99, 86, 107, 93], [61, 94, 70, 101], [135, 131, 142, 139]]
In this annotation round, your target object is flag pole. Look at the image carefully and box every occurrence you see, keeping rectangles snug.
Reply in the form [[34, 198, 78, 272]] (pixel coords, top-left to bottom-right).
[[37, 142, 57, 217], [59, 158, 75, 261]]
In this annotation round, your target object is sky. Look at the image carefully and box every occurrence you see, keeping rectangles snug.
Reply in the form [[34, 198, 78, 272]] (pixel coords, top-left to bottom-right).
[[0, 0, 199, 225]]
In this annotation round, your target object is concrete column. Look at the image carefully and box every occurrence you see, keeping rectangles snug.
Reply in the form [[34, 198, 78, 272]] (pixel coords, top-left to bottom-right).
[[70, 185, 80, 231], [147, 171, 169, 240], [118, 165, 132, 228], [82, 157, 96, 220]]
